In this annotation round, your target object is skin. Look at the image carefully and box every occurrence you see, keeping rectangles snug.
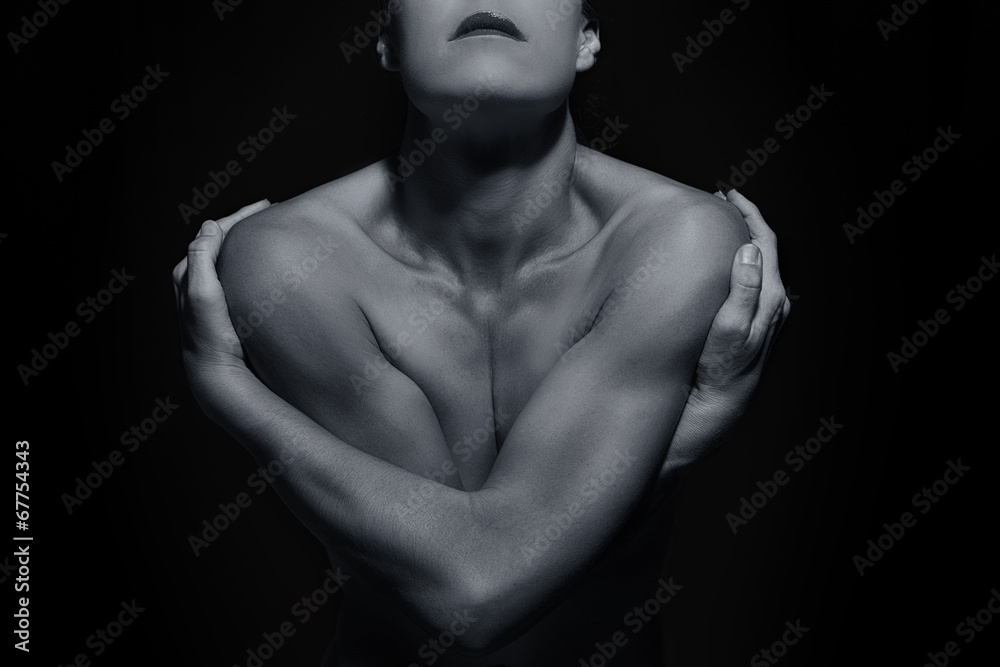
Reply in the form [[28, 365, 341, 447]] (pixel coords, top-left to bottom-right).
[[172, 2, 791, 664]]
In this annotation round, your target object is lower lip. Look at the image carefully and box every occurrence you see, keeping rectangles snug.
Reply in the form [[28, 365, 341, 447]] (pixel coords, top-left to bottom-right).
[[455, 29, 521, 40]]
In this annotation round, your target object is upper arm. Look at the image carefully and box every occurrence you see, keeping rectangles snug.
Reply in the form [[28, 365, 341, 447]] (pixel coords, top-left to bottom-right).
[[467, 196, 745, 629], [216, 207, 462, 487]]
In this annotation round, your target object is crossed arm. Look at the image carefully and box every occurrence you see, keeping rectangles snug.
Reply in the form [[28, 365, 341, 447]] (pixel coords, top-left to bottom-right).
[[173, 192, 790, 653]]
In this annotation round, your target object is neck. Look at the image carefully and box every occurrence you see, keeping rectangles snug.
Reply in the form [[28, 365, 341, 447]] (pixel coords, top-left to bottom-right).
[[386, 99, 586, 287]]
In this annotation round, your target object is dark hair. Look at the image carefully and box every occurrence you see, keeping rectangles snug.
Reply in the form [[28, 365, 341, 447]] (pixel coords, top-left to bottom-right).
[[570, 1, 619, 150]]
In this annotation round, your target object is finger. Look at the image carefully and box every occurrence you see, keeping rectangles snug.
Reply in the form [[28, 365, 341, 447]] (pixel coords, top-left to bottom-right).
[[774, 296, 792, 337], [726, 190, 787, 315], [726, 189, 777, 247], [726, 189, 779, 271], [725, 190, 764, 234], [745, 286, 789, 368], [173, 200, 267, 286], [713, 190, 727, 200], [172, 263, 187, 338], [186, 220, 226, 300], [748, 297, 788, 373], [172, 258, 187, 288], [172, 257, 189, 330], [705, 244, 763, 355], [215, 199, 271, 236]]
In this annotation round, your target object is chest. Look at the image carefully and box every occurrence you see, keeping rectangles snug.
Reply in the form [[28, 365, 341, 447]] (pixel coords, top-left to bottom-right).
[[360, 253, 610, 488]]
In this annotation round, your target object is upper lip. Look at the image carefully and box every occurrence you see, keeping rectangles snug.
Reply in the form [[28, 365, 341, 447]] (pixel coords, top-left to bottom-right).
[[451, 11, 527, 41]]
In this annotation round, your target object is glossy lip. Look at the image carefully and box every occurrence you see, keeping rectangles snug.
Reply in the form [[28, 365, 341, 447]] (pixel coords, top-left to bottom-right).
[[451, 11, 527, 42]]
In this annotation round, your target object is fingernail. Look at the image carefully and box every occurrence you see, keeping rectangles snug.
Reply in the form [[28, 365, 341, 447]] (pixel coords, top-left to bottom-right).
[[200, 221, 218, 236], [739, 244, 759, 265]]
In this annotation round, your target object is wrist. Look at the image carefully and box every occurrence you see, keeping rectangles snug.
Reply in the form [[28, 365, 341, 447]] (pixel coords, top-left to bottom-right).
[[186, 359, 258, 422]]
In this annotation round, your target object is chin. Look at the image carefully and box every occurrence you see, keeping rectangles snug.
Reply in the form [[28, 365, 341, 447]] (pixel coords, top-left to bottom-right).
[[404, 64, 574, 122]]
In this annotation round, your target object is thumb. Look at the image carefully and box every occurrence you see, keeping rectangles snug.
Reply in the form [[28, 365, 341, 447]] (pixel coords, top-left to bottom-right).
[[703, 243, 763, 359], [186, 220, 225, 300]]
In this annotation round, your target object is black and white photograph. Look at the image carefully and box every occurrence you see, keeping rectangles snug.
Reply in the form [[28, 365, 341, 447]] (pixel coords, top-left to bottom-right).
[[5, 1, 998, 665]]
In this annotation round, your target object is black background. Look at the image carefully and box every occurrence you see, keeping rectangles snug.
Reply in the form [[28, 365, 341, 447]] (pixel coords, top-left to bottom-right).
[[4, 0, 998, 665]]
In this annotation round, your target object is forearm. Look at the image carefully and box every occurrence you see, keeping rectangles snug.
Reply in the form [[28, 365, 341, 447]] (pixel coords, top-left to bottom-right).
[[175, 189, 761, 652], [200, 366, 485, 624], [198, 365, 661, 652]]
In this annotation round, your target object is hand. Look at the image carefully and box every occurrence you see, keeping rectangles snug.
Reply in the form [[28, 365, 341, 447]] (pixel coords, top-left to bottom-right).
[[662, 190, 791, 479], [172, 200, 271, 405]]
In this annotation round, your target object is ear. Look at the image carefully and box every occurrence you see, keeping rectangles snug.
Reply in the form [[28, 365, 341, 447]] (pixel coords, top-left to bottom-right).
[[377, 32, 401, 72], [576, 17, 601, 72]]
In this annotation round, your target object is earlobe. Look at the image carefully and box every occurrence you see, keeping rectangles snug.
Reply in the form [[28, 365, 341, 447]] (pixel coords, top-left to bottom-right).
[[576, 20, 602, 72], [377, 36, 400, 72]]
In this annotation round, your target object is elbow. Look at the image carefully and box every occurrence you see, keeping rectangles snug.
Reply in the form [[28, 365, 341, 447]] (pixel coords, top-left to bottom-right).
[[433, 565, 529, 656], [420, 496, 539, 655], [436, 592, 507, 656], [432, 611, 500, 657]]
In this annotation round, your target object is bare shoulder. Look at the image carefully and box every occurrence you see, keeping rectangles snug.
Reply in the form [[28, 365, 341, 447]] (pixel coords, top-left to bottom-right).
[[575, 146, 749, 286], [214, 165, 397, 392], [571, 148, 751, 373], [216, 161, 389, 298]]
